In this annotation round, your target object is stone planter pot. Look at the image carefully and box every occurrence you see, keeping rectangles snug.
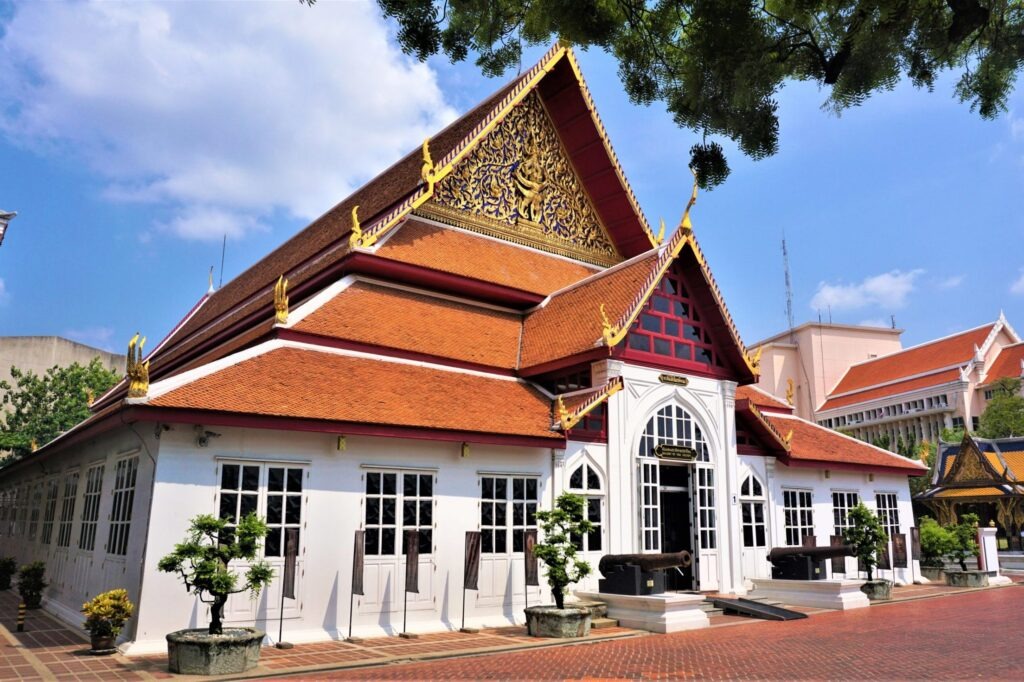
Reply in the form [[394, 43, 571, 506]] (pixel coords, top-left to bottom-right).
[[920, 566, 944, 581], [859, 579, 892, 601], [944, 570, 989, 588], [88, 634, 117, 655], [524, 606, 591, 638], [166, 628, 264, 675]]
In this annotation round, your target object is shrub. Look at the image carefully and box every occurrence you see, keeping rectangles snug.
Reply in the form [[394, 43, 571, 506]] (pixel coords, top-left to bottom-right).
[[82, 589, 135, 638], [0, 557, 16, 590], [17, 561, 47, 607], [948, 512, 980, 572], [533, 493, 593, 610], [918, 517, 955, 568], [842, 503, 887, 581], [158, 513, 274, 635]]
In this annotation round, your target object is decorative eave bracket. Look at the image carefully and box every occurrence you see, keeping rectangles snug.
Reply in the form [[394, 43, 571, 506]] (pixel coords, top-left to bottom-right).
[[555, 376, 624, 431]]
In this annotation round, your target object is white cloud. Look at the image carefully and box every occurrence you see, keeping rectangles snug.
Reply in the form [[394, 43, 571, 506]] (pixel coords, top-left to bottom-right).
[[0, 278, 8, 304], [810, 269, 923, 312], [936, 274, 965, 290], [1011, 112, 1024, 142], [0, 1, 458, 241], [1011, 269, 1024, 296], [64, 326, 116, 352]]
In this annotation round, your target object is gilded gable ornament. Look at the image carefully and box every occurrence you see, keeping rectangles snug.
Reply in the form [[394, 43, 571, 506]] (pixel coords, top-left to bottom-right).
[[126, 333, 149, 399], [425, 91, 619, 266]]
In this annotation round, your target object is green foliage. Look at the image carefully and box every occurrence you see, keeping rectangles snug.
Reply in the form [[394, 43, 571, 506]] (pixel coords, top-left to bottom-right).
[[82, 588, 134, 638], [842, 503, 887, 581], [533, 492, 593, 609], [978, 377, 1024, 438], [158, 513, 274, 635], [908, 440, 936, 498], [941, 427, 966, 443], [0, 556, 16, 590], [918, 516, 955, 568], [949, 512, 980, 571], [373, 0, 1024, 188], [17, 561, 47, 606], [0, 359, 120, 460]]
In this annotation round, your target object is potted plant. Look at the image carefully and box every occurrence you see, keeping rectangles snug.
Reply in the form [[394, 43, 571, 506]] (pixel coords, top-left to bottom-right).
[[0, 557, 16, 590], [944, 513, 986, 587], [158, 513, 274, 675], [525, 492, 594, 638], [918, 516, 954, 581], [842, 503, 891, 600], [17, 561, 47, 609], [82, 589, 134, 653]]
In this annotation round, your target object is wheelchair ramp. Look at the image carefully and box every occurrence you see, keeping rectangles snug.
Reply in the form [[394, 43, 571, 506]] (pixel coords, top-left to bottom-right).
[[708, 597, 808, 621]]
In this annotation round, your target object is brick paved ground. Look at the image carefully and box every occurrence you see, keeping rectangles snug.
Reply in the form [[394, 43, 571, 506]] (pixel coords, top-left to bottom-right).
[[312, 585, 1024, 680]]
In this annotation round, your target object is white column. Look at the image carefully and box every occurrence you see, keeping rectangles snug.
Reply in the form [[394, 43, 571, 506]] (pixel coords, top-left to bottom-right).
[[720, 382, 745, 595]]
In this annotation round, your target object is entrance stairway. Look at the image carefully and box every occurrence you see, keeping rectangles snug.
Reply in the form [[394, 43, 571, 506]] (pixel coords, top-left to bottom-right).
[[573, 600, 619, 629]]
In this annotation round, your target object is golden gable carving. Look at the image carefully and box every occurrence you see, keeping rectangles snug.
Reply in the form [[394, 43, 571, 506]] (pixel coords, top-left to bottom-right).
[[423, 91, 619, 266]]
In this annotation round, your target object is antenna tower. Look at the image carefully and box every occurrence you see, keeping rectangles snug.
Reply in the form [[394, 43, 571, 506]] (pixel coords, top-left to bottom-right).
[[782, 235, 795, 339]]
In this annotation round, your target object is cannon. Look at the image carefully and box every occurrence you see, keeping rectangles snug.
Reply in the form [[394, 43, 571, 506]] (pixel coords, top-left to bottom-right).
[[597, 551, 693, 595], [767, 545, 855, 580]]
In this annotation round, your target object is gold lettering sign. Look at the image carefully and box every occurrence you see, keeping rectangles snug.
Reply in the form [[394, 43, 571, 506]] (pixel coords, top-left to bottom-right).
[[424, 91, 619, 266], [654, 444, 697, 461], [658, 374, 689, 386]]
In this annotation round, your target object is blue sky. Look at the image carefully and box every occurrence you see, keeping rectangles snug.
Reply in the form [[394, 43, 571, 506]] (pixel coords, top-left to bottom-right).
[[1, 1, 1022, 358]]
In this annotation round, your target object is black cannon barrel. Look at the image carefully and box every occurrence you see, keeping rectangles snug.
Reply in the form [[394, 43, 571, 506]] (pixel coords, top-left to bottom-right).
[[598, 551, 693, 577], [767, 545, 855, 563]]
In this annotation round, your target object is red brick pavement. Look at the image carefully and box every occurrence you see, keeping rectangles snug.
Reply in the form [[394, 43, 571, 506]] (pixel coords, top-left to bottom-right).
[[310, 585, 1024, 680]]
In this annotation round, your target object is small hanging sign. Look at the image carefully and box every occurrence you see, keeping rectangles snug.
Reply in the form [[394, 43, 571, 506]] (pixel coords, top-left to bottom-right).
[[654, 444, 697, 460], [658, 374, 689, 386]]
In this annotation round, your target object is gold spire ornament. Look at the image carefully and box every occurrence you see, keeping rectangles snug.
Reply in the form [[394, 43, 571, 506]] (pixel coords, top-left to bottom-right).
[[274, 275, 289, 324], [600, 303, 619, 347], [784, 430, 794, 448], [421, 138, 438, 193], [746, 346, 763, 372], [786, 378, 795, 406], [348, 205, 363, 249], [678, 167, 699, 232], [126, 333, 150, 399], [556, 396, 571, 430], [656, 218, 666, 245]]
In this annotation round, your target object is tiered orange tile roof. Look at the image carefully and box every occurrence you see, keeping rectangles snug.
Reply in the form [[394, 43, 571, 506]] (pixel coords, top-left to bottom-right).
[[763, 413, 927, 473], [823, 324, 995, 406], [736, 385, 792, 412], [520, 252, 661, 369], [149, 346, 558, 440], [375, 219, 597, 296], [293, 281, 522, 369], [983, 342, 1024, 386], [819, 368, 964, 411]]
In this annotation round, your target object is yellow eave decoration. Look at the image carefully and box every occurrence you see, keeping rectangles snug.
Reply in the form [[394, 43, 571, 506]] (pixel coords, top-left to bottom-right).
[[126, 333, 150, 399], [745, 401, 793, 453], [347, 205, 364, 249], [556, 377, 623, 431], [274, 275, 289, 324]]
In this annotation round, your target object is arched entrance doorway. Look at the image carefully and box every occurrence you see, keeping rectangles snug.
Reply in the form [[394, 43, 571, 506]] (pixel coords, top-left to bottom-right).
[[637, 404, 717, 591]]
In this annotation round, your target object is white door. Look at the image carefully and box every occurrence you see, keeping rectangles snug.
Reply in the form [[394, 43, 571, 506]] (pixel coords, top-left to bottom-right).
[[739, 475, 768, 581]]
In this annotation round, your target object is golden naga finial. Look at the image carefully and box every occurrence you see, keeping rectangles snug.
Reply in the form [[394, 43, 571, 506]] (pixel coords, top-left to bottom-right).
[[746, 345, 763, 372], [274, 275, 289, 324], [126, 333, 150, 399], [656, 218, 666, 245], [556, 396, 571, 430], [85, 387, 95, 407], [600, 303, 619, 347], [421, 138, 438, 192], [785, 378, 795, 406], [678, 167, 699, 232], [784, 429, 794, 448], [348, 205, 363, 249], [30, 439, 38, 452]]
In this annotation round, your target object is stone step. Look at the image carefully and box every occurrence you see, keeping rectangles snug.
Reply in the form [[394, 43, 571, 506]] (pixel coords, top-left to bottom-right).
[[590, 617, 619, 630], [571, 600, 609, 619]]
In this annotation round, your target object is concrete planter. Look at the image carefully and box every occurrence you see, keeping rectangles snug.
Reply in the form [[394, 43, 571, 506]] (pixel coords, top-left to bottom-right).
[[944, 570, 990, 588], [859, 579, 892, 601], [920, 566, 944, 581], [166, 628, 264, 675], [524, 606, 591, 638]]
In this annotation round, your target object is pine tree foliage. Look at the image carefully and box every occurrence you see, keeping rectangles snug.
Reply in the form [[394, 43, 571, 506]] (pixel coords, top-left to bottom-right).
[[368, 0, 1024, 188]]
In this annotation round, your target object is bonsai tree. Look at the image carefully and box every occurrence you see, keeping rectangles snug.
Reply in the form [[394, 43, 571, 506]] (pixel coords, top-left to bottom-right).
[[842, 503, 887, 581], [17, 561, 48, 608], [533, 492, 593, 609], [157, 513, 274, 635], [918, 516, 956, 568], [0, 557, 16, 590], [82, 588, 134, 640], [948, 512, 981, 572]]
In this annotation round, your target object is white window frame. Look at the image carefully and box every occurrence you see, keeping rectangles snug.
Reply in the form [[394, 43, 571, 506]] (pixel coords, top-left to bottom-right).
[[78, 464, 105, 552], [567, 462, 604, 553], [739, 475, 766, 549], [56, 470, 80, 549], [362, 470, 433, 558], [783, 488, 815, 546], [480, 475, 538, 555], [875, 492, 900, 539], [27, 480, 43, 541], [216, 461, 310, 559], [832, 491, 861, 536], [40, 477, 60, 545], [106, 455, 139, 557]]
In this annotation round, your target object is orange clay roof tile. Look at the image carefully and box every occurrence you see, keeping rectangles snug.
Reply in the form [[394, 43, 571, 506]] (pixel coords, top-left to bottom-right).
[[293, 282, 522, 369], [520, 252, 661, 369], [763, 414, 927, 473], [736, 385, 792, 411], [819, 368, 963, 411], [375, 219, 597, 295], [984, 342, 1024, 386], [828, 324, 995, 397], [149, 347, 558, 440]]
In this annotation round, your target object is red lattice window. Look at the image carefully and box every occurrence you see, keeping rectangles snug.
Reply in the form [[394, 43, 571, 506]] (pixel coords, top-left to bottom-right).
[[625, 269, 723, 369]]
